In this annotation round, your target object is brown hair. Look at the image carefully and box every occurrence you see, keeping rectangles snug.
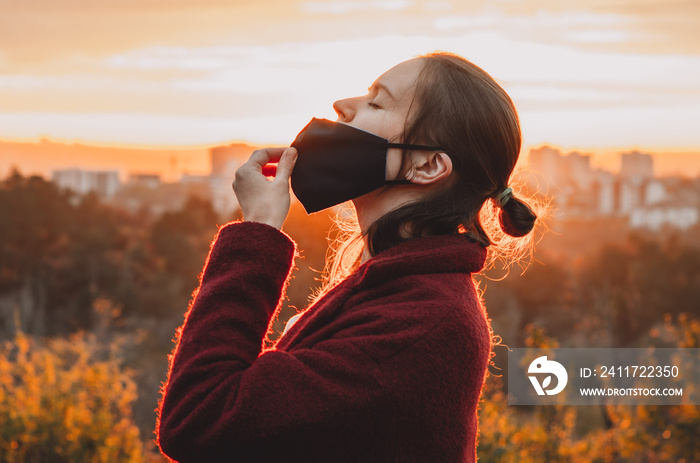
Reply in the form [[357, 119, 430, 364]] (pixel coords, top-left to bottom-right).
[[316, 52, 539, 298]]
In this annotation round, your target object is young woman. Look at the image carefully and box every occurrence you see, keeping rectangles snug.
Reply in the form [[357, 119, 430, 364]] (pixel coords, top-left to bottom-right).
[[157, 52, 537, 462]]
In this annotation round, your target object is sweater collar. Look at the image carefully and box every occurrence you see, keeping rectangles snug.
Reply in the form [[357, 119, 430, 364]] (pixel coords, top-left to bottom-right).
[[355, 234, 487, 284]]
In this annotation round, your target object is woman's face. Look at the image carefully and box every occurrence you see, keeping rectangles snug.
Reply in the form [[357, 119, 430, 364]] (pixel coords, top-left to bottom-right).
[[332, 58, 427, 229], [332, 58, 424, 143]]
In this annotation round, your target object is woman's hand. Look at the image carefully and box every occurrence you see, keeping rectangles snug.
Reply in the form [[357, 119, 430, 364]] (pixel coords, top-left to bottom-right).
[[232, 147, 298, 230]]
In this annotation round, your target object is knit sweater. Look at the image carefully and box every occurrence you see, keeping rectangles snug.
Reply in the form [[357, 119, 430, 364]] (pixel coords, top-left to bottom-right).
[[157, 221, 493, 462]]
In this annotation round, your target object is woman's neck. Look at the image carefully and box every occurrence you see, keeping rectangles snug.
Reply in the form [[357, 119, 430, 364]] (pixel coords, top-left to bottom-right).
[[355, 206, 375, 265], [360, 244, 372, 265], [355, 196, 417, 265]]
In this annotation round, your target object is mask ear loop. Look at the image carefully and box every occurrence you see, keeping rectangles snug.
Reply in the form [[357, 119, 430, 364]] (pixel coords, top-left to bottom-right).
[[384, 142, 445, 185], [386, 142, 443, 151]]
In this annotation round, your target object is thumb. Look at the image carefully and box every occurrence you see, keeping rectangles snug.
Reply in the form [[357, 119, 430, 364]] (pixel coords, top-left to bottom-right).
[[274, 147, 297, 183]]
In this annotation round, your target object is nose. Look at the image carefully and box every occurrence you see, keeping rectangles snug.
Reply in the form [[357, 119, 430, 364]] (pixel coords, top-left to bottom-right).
[[333, 97, 356, 123]]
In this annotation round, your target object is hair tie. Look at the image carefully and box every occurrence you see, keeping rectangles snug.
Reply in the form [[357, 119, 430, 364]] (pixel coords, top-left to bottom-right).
[[494, 186, 513, 208]]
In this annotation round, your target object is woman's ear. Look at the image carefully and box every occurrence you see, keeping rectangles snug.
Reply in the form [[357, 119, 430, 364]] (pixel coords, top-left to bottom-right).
[[408, 151, 452, 185]]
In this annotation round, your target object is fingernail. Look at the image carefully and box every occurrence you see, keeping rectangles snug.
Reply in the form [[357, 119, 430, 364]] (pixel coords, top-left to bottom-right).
[[288, 147, 298, 162]]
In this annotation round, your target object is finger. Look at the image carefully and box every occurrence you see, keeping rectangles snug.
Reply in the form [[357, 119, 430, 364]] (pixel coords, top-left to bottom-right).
[[273, 148, 297, 183], [247, 147, 287, 169]]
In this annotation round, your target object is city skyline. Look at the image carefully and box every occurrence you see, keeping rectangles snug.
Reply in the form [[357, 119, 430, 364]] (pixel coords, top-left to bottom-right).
[[28, 142, 700, 236], [1, 0, 699, 152], [3, 137, 700, 184]]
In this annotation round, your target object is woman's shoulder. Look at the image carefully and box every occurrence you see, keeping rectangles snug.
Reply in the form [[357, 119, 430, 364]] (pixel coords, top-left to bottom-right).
[[346, 261, 484, 323], [329, 273, 488, 353]]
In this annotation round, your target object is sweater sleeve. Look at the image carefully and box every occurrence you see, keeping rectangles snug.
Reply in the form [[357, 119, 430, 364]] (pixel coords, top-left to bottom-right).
[[156, 221, 387, 462]]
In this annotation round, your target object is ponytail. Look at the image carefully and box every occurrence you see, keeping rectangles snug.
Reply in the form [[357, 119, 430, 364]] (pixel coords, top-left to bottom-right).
[[493, 187, 537, 238]]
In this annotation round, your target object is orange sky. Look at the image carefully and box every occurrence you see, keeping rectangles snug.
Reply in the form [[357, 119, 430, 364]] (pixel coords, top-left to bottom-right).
[[1, 0, 699, 155]]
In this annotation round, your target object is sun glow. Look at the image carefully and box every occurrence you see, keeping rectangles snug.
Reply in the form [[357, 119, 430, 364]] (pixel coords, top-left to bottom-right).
[[1, 1, 699, 157]]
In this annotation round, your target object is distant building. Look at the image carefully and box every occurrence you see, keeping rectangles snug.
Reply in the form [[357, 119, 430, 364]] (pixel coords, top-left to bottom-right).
[[617, 177, 645, 215], [629, 204, 699, 231], [566, 152, 594, 190], [644, 179, 667, 205], [620, 151, 653, 179], [128, 173, 161, 189], [593, 170, 615, 215], [113, 143, 251, 219], [528, 146, 595, 190], [52, 168, 120, 199], [528, 146, 565, 188], [209, 177, 239, 218], [524, 145, 700, 230], [113, 181, 203, 217], [527, 146, 598, 217], [180, 173, 209, 185], [210, 144, 250, 177], [208, 144, 251, 216]]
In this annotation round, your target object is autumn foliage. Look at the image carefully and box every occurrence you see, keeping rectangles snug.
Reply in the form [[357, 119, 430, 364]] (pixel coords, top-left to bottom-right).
[[0, 330, 144, 462]]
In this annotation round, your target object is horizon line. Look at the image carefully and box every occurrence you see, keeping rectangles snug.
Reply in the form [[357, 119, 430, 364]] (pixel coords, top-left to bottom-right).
[[1, 135, 699, 156]]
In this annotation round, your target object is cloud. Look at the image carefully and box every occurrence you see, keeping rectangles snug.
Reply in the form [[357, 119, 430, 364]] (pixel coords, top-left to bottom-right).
[[2, 32, 699, 146], [427, 1, 700, 56], [0, 110, 310, 146], [502, 1, 700, 55], [301, 0, 412, 14], [435, 10, 629, 31], [0, 0, 294, 70], [1, 0, 699, 147], [2, 0, 698, 75]]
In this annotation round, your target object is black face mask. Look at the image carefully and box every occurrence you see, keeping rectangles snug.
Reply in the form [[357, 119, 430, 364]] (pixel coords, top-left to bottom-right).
[[290, 118, 443, 214]]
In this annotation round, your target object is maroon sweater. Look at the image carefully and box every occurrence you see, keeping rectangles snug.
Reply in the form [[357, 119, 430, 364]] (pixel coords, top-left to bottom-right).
[[157, 221, 493, 462]]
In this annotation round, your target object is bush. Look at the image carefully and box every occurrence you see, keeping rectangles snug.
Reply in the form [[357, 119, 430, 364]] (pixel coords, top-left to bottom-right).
[[0, 330, 146, 463]]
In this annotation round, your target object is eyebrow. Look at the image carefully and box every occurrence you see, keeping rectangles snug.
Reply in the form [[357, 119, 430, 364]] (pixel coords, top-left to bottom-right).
[[369, 82, 396, 101]]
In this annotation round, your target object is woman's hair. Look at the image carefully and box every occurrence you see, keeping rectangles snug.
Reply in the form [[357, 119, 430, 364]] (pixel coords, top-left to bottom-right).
[[315, 51, 541, 298]]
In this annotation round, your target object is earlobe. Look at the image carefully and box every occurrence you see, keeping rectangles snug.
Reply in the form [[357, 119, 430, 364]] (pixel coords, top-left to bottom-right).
[[410, 152, 453, 185]]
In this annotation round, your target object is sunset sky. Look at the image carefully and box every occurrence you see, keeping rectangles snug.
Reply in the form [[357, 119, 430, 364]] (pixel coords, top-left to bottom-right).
[[1, 0, 699, 153]]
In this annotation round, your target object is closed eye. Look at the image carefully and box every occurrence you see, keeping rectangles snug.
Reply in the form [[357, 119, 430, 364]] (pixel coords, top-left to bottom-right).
[[368, 101, 381, 109]]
